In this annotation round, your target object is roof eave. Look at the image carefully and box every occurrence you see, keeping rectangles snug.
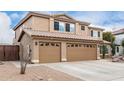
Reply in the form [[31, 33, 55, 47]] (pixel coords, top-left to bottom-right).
[[89, 27, 104, 31]]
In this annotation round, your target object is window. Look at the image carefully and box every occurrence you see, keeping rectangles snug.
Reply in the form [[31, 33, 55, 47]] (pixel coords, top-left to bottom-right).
[[70, 24, 75, 32], [79, 44, 82, 47], [91, 30, 99, 37], [117, 47, 119, 53], [40, 43, 44, 46], [54, 22, 59, 30], [98, 32, 100, 37], [81, 26, 85, 31], [45, 43, 49, 46], [75, 44, 78, 47], [56, 44, 60, 47], [51, 43, 55, 46], [59, 22, 65, 32], [87, 45, 89, 47], [71, 44, 74, 47], [93, 31, 98, 37], [91, 30, 93, 37], [66, 23, 70, 32], [90, 45, 92, 48]]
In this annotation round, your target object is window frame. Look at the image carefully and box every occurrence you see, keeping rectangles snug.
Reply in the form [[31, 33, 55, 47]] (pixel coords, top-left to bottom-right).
[[91, 30, 93, 37], [117, 46, 119, 53], [98, 32, 100, 37], [81, 26, 85, 31], [66, 23, 70, 32], [54, 21, 59, 30]]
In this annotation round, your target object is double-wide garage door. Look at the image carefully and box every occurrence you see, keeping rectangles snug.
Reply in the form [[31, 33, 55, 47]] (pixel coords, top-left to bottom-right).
[[39, 42, 61, 63], [67, 43, 97, 61], [39, 42, 97, 63]]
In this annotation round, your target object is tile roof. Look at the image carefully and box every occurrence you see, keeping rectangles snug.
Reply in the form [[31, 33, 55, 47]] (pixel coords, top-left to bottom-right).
[[23, 29, 102, 41], [102, 40, 111, 44], [112, 28, 124, 35], [17, 28, 110, 45]]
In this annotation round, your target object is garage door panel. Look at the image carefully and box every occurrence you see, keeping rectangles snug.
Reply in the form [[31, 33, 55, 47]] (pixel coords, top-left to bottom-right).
[[67, 44, 97, 61], [39, 42, 60, 63]]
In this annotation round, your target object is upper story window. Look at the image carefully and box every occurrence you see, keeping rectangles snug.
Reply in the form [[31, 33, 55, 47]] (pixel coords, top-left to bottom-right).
[[91, 30, 101, 38], [91, 30, 93, 37], [81, 26, 85, 31], [98, 32, 100, 37], [70, 24, 75, 32], [59, 22, 65, 32], [54, 21, 59, 30], [66, 23, 70, 32], [54, 21, 75, 32]]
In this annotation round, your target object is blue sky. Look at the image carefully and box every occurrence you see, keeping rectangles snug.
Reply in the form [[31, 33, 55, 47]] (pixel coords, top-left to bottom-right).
[[3, 11, 124, 29], [1, 11, 124, 44]]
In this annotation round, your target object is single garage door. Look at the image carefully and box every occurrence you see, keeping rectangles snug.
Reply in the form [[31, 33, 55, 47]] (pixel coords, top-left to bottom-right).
[[67, 43, 97, 61], [39, 42, 61, 63]]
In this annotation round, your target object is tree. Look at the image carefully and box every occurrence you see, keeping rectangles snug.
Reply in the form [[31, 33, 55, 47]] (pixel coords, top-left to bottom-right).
[[102, 45, 107, 59], [103, 32, 115, 43], [20, 61, 28, 74], [102, 32, 115, 58], [121, 39, 124, 55]]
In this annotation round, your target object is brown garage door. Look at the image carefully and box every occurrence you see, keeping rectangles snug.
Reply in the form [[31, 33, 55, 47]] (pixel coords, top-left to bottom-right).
[[39, 42, 61, 63], [0, 45, 19, 61], [67, 43, 97, 61]]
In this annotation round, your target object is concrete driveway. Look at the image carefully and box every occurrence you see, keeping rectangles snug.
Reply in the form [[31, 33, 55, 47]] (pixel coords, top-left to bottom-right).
[[43, 60, 124, 81]]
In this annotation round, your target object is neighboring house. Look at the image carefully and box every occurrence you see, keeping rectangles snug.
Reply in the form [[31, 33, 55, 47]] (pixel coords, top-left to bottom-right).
[[13, 12, 110, 63], [113, 29, 124, 56]]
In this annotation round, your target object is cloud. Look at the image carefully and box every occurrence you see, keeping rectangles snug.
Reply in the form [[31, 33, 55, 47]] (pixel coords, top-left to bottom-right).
[[67, 11, 124, 31], [10, 13, 19, 20], [0, 12, 14, 44]]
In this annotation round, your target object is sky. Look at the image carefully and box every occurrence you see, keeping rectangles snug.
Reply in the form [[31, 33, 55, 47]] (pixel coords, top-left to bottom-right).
[[1, 11, 124, 44]]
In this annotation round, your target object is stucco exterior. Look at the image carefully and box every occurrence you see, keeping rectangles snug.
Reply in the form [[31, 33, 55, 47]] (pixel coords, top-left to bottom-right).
[[113, 29, 124, 56], [13, 12, 109, 63]]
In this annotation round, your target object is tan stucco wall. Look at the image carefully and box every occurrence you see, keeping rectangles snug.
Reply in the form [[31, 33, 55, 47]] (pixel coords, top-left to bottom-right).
[[61, 42, 67, 61], [88, 28, 103, 40], [14, 15, 103, 45], [20, 33, 32, 61], [31, 40, 39, 63], [97, 44, 101, 59], [14, 16, 33, 44], [76, 23, 89, 37], [32, 39, 100, 63], [32, 16, 49, 31]]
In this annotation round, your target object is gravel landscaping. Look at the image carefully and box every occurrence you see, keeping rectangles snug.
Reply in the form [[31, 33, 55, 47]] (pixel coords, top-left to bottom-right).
[[0, 62, 80, 81]]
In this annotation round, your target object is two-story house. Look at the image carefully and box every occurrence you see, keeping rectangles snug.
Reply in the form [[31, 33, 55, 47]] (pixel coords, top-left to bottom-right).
[[113, 29, 124, 56], [13, 12, 110, 63]]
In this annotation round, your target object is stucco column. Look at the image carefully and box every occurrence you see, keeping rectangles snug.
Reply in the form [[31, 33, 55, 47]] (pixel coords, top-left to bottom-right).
[[75, 23, 80, 35], [49, 18, 54, 32], [31, 40, 39, 63], [97, 44, 101, 59], [85, 26, 89, 36], [61, 42, 67, 62]]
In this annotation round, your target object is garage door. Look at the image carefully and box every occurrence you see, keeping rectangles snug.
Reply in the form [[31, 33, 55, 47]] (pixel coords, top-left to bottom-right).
[[67, 43, 97, 61], [39, 42, 61, 63]]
